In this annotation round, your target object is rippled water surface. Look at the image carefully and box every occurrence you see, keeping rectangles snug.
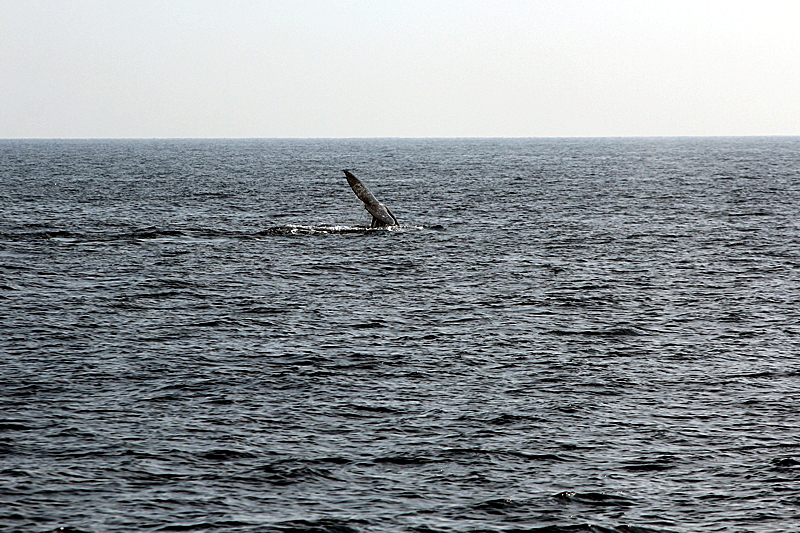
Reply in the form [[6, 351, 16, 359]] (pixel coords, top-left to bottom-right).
[[2, 138, 800, 533]]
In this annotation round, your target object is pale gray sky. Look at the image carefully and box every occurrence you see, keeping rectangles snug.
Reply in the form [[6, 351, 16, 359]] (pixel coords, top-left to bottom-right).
[[2, 0, 798, 138]]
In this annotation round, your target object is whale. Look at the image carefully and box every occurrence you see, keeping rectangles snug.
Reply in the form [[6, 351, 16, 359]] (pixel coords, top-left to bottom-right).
[[343, 170, 398, 227]]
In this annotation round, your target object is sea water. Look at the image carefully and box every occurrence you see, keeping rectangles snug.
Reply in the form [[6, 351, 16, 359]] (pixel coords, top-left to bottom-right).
[[1, 137, 799, 532]]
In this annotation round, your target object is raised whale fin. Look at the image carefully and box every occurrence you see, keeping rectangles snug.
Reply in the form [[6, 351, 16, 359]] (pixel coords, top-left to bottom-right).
[[343, 170, 398, 227]]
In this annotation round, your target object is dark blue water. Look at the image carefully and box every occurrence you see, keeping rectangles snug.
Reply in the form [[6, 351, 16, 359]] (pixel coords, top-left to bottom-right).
[[2, 138, 800, 533]]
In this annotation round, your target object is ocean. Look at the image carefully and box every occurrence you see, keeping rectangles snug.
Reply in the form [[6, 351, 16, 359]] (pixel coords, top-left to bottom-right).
[[1, 137, 799, 532]]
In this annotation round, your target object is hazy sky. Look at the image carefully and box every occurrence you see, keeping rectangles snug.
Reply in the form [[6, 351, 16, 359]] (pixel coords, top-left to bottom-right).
[[2, 0, 799, 138]]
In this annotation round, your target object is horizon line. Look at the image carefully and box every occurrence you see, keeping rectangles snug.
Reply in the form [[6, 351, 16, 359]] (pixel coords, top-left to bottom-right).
[[2, 134, 799, 141]]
